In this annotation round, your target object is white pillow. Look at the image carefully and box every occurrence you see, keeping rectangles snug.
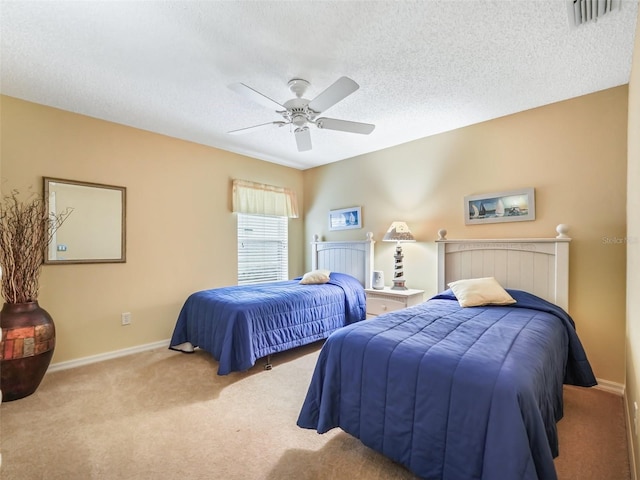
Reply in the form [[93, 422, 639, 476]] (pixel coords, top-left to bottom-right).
[[299, 269, 331, 285], [447, 277, 516, 307]]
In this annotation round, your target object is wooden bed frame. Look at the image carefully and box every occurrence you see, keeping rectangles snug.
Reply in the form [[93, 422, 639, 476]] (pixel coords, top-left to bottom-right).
[[311, 232, 375, 289], [169, 234, 376, 373], [264, 233, 375, 369], [264, 233, 375, 370], [436, 224, 571, 311], [297, 224, 592, 480], [169, 233, 375, 376]]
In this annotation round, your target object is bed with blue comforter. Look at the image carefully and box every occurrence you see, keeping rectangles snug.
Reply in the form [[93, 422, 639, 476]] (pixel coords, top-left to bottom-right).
[[297, 289, 596, 480], [169, 272, 366, 375]]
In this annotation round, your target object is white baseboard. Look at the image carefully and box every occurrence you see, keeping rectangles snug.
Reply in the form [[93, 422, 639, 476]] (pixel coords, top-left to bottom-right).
[[45, 348, 628, 396], [594, 378, 625, 396], [624, 391, 638, 480], [47, 339, 170, 373]]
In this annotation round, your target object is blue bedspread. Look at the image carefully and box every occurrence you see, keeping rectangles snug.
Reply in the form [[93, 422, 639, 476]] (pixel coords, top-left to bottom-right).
[[169, 273, 366, 375], [297, 289, 596, 480]]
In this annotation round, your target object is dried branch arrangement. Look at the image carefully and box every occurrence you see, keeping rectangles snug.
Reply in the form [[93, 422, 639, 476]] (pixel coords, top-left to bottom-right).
[[0, 189, 71, 304]]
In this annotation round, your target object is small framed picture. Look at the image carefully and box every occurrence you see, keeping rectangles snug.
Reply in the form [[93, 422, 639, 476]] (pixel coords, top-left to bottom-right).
[[329, 206, 362, 231], [464, 188, 535, 225]]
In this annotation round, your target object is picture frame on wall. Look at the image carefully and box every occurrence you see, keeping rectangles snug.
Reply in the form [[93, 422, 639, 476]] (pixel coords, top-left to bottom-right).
[[329, 206, 362, 231], [464, 188, 535, 225]]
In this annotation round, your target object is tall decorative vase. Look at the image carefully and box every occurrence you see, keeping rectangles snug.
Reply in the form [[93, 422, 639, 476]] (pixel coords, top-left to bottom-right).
[[0, 302, 55, 401]]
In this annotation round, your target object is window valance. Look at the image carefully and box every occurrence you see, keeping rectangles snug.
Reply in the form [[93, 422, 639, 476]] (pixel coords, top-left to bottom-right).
[[232, 179, 299, 218]]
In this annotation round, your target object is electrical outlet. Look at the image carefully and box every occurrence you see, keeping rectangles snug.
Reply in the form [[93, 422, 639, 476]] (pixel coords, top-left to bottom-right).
[[121, 312, 131, 326]]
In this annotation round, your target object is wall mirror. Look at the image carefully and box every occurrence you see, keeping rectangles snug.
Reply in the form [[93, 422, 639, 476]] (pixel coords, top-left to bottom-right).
[[43, 177, 126, 264]]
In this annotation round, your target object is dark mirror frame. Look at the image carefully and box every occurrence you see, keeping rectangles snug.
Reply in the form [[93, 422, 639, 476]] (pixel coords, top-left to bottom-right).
[[43, 177, 126, 264]]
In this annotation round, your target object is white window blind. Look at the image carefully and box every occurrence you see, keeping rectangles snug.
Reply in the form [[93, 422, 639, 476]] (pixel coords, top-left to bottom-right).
[[237, 214, 288, 285]]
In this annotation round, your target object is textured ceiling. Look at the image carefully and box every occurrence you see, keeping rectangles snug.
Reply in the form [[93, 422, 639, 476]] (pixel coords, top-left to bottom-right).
[[1, 1, 638, 170]]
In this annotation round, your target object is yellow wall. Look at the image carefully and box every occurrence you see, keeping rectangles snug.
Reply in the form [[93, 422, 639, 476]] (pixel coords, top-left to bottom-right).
[[0, 83, 630, 388], [304, 86, 628, 385], [0, 96, 305, 363], [626, 5, 640, 478]]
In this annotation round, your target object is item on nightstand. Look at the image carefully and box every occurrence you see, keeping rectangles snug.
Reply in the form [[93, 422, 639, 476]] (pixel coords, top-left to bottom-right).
[[372, 271, 384, 290], [382, 221, 416, 290]]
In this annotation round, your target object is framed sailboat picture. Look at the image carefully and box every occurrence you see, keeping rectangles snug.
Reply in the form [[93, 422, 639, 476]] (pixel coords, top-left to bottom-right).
[[464, 188, 535, 225], [329, 206, 362, 231]]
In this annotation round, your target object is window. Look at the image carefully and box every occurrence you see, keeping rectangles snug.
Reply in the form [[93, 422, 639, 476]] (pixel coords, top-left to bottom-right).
[[232, 179, 296, 285], [237, 214, 288, 285]]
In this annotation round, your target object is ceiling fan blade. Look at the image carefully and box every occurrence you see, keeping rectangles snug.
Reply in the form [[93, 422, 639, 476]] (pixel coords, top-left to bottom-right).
[[228, 121, 286, 135], [294, 127, 312, 152], [316, 117, 375, 135], [308, 76, 359, 113], [228, 82, 285, 111]]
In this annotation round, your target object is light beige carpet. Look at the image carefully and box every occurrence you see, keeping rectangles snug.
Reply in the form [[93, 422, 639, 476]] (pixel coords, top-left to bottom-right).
[[0, 342, 630, 479]]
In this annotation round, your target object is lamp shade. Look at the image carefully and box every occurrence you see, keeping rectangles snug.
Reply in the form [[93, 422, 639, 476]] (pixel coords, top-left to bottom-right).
[[382, 221, 416, 243]]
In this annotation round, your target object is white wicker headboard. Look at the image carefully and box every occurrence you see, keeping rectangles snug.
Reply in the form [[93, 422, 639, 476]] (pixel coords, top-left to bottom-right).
[[311, 233, 375, 289], [436, 225, 571, 311]]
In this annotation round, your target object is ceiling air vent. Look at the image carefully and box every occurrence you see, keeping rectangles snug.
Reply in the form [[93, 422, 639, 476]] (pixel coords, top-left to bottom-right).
[[568, 0, 620, 27]]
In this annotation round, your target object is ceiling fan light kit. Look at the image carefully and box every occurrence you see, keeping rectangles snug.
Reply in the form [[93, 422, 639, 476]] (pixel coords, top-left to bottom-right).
[[228, 76, 375, 152]]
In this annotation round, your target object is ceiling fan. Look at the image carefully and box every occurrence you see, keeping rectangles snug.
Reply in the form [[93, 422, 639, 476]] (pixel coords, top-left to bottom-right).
[[228, 76, 375, 152]]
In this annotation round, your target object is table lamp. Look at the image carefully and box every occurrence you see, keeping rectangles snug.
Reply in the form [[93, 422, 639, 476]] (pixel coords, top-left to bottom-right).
[[382, 221, 415, 290]]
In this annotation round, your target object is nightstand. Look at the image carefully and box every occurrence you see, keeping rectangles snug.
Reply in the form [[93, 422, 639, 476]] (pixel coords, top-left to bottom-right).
[[364, 287, 425, 318]]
